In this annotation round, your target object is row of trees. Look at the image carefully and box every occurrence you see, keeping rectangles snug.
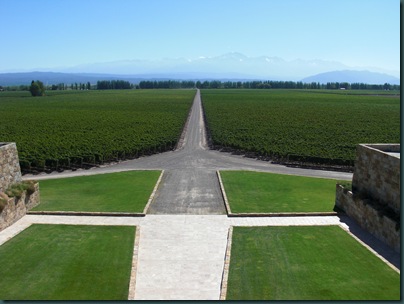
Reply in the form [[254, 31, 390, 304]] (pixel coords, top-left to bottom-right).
[[138, 80, 400, 90], [138, 80, 196, 89], [51, 82, 92, 90], [96, 80, 133, 90], [194, 80, 400, 90], [1, 79, 400, 94]]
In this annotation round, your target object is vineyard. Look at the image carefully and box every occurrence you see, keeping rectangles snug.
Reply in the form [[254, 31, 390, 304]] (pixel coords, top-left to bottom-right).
[[0, 89, 194, 173], [201, 89, 400, 168]]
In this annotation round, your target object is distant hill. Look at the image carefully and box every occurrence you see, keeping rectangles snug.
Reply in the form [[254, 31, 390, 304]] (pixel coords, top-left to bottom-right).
[[0, 71, 260, 86], [301, 70, 400, 85], [0, 68, 400, 87], [0, 71, 147, 86]]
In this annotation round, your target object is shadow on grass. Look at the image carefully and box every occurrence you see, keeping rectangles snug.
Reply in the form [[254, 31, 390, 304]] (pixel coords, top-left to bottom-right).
[[338, 214, 400, 270]]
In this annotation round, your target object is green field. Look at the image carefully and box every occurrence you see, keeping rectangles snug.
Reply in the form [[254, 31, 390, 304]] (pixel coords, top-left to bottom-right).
[[0, 224, 135, 300], [0, 89, 194, 172], [220, 170, 338, 213], [226, 226, 400, 300], [32, 170, 160, 213], [202, 89, 400, 165]]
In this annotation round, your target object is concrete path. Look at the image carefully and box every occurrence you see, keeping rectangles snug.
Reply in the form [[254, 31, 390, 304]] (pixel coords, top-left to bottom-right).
[[134, 215, 229, 300], [0, 214, 399, 300]]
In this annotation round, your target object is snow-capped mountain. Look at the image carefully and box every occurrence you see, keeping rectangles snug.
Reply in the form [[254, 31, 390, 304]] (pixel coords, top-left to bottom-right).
[[57, 52, 382, 80], [0, 53, 399, 85]]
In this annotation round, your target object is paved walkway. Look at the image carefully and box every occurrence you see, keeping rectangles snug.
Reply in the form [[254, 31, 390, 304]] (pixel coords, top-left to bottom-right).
[[0, 213, 399, 300]]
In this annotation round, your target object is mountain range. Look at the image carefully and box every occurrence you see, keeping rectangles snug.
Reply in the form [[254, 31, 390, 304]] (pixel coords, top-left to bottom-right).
[[301, 70, 400, 85], [0, 52, 399, 86]]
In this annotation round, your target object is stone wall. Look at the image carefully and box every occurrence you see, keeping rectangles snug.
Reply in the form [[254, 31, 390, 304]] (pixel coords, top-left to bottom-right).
[[335, 144, 400, 253], [0, 182, 40, 231], [352, 144, 400, 214], [0, 143, 22, 192], [335, 185, 400, 252], [0, 142, 40, 232]]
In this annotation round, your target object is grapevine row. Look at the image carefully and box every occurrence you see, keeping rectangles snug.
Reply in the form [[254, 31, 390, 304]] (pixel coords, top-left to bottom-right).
[[201, 89, 400, 169], [0, 89, 194, 173]]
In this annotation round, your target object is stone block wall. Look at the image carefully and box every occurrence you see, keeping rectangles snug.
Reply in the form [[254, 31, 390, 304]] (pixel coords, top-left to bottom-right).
[[336, 144, 400, 253], [0, 142, 40, 232], [0, 182, 40, 231], [0, 143, 22, 192], [335, 185, 400, 252], [352, 144, 400, 213]]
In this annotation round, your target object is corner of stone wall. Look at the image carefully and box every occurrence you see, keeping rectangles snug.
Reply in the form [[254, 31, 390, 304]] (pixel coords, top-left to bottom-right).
[[0, 143, 22, 192], [0, 181, 40, 232], [335, 184, 400, 253]]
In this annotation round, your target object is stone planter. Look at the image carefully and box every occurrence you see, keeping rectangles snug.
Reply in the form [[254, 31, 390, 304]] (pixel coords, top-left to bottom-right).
[[0, 182, 40, 232]]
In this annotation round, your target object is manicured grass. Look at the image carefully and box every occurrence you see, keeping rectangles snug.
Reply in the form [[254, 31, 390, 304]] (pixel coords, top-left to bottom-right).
[[32, 170, 160, 213], [220, 170, 338, 213], [226, 226, 400, 300], [0, 224, 136, 300]]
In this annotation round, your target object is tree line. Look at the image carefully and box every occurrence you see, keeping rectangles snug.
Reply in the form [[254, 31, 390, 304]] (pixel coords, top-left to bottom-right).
[[139, 80, 400, 90], [96, 80, 134, 90], [0, 79, 399, 93], [138, 80, 196, 89]]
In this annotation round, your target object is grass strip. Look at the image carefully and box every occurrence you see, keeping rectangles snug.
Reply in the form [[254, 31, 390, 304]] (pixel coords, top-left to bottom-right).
[[32, 170, 161, 213], [220, 170, 338, 213], [0, 224, 135, 300], [227, 226, 400, 300]]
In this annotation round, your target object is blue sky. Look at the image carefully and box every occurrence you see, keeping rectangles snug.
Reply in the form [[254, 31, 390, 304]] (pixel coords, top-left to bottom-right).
[[1, 0, 400, 73]]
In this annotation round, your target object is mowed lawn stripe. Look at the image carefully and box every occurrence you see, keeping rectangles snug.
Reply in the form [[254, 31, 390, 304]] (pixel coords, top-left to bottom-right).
[[226, 226, 400, 300], [0, 224, 135, 300], [32, 170, 161, 213], [220, 170, 338, 213]]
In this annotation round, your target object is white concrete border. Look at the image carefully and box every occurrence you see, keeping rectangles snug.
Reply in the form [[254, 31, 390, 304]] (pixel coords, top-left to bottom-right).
[[0, 217, 32, 246], [220, 226, 233, 300], [216, 171, 232, 214], [128, 227, 141, 300], [143, 170, 164, 214]]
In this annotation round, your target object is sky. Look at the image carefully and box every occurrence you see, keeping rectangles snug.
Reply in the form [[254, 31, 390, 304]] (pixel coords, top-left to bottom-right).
[[0, 0, 400, 74]]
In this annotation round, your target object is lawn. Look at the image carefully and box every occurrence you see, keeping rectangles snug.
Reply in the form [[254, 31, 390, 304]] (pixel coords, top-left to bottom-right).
[[32, 170, 160, 213], [226, 226, 400, 300], [220, 170, 338, 213], [0, 224, 136, 300]]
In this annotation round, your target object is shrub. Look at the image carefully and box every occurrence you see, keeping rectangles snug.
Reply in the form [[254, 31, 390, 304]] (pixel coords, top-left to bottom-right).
[[338, 181, 352, 191], [29, 80, 45, 96], [4, 181, 37, 199], [0, 192, 9, 212]]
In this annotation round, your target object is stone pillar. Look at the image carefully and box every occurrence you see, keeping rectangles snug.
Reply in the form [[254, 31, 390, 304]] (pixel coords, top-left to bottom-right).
[[0, 143, 22, 192]]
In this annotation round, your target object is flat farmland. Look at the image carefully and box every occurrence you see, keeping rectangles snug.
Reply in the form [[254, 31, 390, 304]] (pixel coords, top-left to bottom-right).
[[0, 89, 194, 172], [201, 89, 400, 166]]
